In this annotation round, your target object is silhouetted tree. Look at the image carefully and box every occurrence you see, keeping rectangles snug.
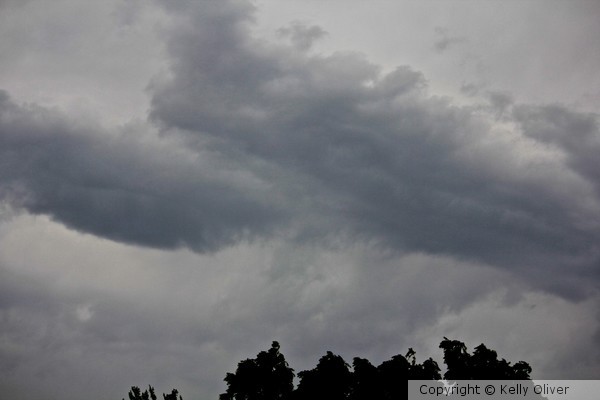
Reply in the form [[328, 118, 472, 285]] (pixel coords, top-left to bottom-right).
[[376, 354, 410, 400], [163, 389, 182, 400], [349, 357, 382, 400], [440, 337, 531, 380], [123, 386, 181, 400], [294, 351, 353, 400], [404, 348, 442, 380], [220, 341, 295, 400], [374, 349, 441, 400], [439, 338, 544, 399]]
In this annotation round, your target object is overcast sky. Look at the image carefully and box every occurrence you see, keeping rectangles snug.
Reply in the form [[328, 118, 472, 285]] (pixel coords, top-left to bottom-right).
[[1, 1, 600, 399]]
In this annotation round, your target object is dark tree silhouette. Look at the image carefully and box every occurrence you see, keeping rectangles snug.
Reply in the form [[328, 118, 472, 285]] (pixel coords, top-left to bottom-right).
[[123, 386, 181, 400], [293, 351, 353, 400], [438, 338, 544, 400], [404, 348, 442, 380], [440, 337, 532, 380], [291, 347, 441, 400], [219, 341, 295, 400], [124, 337, 536, 400], [375, 349, 441, 400], [349, 357, 382, 400], [125, 386, 156, 400], [163, 389, 182, 400]]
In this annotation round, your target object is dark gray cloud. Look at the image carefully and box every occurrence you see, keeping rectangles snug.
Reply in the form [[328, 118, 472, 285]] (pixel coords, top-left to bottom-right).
[[515, 104, 600, 194], [0, 90, 284, 252], [148, 0, 600, 295], [0, 0, 598, 297]]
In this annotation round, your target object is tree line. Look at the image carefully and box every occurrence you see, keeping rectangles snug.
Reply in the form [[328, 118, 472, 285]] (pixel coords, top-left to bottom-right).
[[124, 337, 534, 400]]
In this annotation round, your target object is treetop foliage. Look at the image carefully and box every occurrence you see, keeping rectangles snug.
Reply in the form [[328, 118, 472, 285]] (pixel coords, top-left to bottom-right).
[[220, 341, 295, 400], [124, 385, 182, 400], [439, 337, 532, 380], [123, 338, 533, 400], [218, 338, 531, 400]]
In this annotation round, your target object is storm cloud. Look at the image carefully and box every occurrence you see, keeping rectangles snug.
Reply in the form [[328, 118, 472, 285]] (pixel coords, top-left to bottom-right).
[[4, 1, 596, 289], [0, 90, 284, 252], [136, 1, 600, 285]]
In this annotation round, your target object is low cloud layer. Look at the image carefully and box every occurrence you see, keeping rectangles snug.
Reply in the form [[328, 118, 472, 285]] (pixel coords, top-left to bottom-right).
[[1, 216, 598, 400]]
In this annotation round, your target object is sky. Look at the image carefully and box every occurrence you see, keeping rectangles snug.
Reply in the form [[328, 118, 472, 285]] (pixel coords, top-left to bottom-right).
[[1, 0, 600, 399]]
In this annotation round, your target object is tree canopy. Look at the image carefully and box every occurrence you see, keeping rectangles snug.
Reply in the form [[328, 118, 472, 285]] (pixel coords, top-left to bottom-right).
[[440, 337, 532, 380], [122, 337, 534, 400], [218, 338, 531, 400], [220, 341, 295, 400]]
